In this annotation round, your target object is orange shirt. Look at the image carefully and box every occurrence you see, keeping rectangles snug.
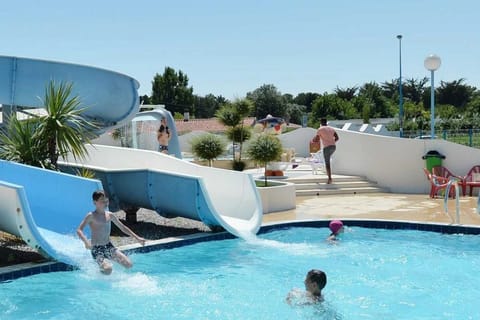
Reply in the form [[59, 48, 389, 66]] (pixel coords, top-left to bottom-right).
[[317, 126, 337, 148]]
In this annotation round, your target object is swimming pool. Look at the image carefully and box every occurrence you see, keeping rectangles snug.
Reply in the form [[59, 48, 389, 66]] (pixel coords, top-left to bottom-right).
[[1, 226, 479, 319]]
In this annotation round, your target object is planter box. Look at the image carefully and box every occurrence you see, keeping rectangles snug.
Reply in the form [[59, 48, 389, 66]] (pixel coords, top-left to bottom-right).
[[192, 159, 257, 170], [256, 180, 296, 214]]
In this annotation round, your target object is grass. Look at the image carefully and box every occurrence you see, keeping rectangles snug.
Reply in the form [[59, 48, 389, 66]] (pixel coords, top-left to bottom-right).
[[405, 130, 480, 148], [443, 133, 480, 148]]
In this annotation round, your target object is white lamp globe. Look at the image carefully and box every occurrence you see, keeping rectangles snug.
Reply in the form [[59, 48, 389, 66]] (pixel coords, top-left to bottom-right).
[[424, 54, 441, 71]]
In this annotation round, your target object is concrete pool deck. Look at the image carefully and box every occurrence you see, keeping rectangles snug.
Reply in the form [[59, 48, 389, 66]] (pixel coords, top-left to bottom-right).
[[250, 165, 480, 226], [262, 192, 480, 226]]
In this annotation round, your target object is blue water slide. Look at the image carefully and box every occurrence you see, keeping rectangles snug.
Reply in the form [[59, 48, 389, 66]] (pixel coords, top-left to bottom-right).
[[60, 145, 263, 237], [0, 55, 139, 130], [0, 160, 103, 265]]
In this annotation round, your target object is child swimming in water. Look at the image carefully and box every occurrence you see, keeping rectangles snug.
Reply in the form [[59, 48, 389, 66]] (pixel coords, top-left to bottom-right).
[[327, 220, 344, 241], [286, 269, 327, 305]]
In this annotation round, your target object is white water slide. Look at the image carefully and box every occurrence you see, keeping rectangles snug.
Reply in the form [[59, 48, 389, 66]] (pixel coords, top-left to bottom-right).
[[61, 144, 263, 238], [0, 55, 139, 130]]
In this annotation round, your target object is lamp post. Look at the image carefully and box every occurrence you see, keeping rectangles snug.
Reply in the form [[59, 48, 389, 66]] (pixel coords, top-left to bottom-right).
[[424, 54, 441, 139], [397, 35, 403, 137]]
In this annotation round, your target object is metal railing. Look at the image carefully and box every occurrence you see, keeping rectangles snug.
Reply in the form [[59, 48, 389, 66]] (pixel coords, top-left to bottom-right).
[[444, 178, 460, 224], [403, 129, 480, 148]]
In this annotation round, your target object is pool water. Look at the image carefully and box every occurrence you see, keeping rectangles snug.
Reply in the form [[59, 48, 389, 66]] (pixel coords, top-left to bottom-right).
[[1, 227, 479, 319]]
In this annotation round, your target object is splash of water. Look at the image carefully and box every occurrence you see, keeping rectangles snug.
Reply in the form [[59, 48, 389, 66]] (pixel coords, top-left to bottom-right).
[[38, 227, 163, 290], [111, 272, 162, 296], [38, 227, 92, 267], [236, 229, 326, 256]]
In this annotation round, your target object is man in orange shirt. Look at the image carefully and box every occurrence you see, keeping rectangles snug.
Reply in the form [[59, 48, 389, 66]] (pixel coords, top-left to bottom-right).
[[314, 118, 339, 184]]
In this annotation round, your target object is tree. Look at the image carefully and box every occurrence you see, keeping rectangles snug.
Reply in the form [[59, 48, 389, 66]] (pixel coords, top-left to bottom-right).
[[246, 133, 283, 186], [404, 77, 428, 104], [282, 93, 294, 103], [362, 103, 371, 124], [404, 101, 426, 120], [190, 133, 226, 167], [334, 86, 358, 101], [194, 94, 222, 118], [436, 78, 477, 110], [247, 84, 286, 119], [466, 94, 480, 117], [293, 92, 320, 113], [216, 99, 253, 167], [311, 93, 358, 124], [0, 117, 49, 168], [151, 67, 194, 115], [285, 103, 307, 125], [436, 104, 457, 120], [358, 82, 394, 118], [0, 81, 97, 170], [215, 95, 228, 106], [216, 104, 242, 127], [37, 81, 97, 169], [140, 94, 151, 105], [381, 80, 398, 100]]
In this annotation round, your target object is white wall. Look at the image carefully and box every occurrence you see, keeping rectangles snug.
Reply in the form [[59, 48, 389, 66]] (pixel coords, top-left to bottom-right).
[[178, 130, 208, 153], [92, 131, 122, 147], [279, 127, 317, 158], [279, 128, 480, 194]]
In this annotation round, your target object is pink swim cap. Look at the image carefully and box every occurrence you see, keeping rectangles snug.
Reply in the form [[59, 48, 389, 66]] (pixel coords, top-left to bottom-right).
[[329, 220, 343, 234]]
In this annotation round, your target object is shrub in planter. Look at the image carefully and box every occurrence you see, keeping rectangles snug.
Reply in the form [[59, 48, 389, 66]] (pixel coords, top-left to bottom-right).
[[190, 133, 226, 167], [232, 159, 246, 171], [246, 133, 283, 186]]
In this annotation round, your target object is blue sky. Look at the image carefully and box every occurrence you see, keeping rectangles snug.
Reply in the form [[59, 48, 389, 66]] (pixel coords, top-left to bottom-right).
[[1, 0, 479, 99]]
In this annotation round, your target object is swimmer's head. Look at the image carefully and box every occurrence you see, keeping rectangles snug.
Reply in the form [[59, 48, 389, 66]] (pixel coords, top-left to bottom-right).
[[329, 220, 344, 235], [304, 269, 327, 296]]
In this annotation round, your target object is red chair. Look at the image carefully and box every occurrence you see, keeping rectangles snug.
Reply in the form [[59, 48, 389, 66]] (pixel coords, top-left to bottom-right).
[[431, 166, 463, 181], [460, 165, 480, 196], [423, 168, 456, 198]]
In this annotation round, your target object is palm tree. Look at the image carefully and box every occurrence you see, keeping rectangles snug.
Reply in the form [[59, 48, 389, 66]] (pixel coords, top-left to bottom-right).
[[334, 86, 358, 101], [404, 77, 428, 104], [36, 80, 98, 169], [0, 81, 97, 170], [216, 99, 253, 170], [437, 78, 477, 110], [381, 80, 398, 100], [0, 117, 49, 168]]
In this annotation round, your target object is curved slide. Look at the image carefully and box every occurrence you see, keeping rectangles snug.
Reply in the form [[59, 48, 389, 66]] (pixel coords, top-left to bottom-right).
[[0, 55, 139, 131], [60, 144, 263, 237], [0, 160, 103, 265]]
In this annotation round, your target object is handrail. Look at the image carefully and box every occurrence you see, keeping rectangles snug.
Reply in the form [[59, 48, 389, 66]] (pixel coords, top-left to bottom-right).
[[477, 190, 480, 214], [444, 178, 460, 224]]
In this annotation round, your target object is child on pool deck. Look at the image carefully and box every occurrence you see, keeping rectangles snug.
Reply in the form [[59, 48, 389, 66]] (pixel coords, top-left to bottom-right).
[[77, 190, 146, 275], [286, 269, 327, 305], [327, 220, 344, 241]]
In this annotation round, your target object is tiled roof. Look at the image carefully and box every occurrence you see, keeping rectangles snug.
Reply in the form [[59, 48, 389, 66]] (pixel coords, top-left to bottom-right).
[[175, 117, 257, 133]]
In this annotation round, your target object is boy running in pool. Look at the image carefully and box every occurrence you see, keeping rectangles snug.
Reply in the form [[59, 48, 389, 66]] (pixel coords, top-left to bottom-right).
[[77, 190, 146, 274]]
